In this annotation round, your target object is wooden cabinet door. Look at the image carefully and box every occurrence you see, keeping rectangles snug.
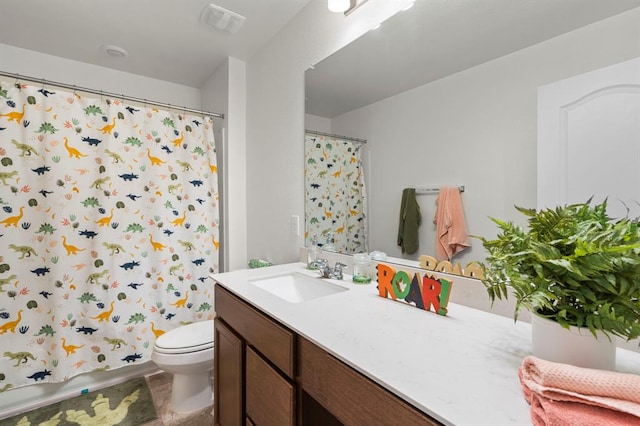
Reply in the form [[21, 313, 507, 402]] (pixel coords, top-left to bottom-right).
[[246, 346, 295, 426], [215, 285, 295, 378], [298, 337, 439, 426], [215, 318, 243, 426]]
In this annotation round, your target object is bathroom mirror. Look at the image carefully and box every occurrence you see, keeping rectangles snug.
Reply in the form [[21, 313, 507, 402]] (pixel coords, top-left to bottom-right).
[[304, 0, 640, 265]]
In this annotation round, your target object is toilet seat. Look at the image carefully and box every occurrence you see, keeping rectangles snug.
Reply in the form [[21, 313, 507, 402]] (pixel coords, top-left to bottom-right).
[[154, 320, 214, 355]]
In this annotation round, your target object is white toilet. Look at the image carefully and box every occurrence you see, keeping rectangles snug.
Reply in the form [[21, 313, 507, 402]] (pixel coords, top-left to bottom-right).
[[151, 319, 215, 413]]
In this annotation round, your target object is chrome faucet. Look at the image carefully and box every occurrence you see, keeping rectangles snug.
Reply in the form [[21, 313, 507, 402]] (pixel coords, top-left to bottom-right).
[[313, 258, 328, 271], [319, 261, 346, 280]]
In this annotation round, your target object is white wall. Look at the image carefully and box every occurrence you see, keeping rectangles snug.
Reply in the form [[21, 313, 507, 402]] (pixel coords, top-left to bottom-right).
[[304, 113, 331, 133], [202, 58, 248, 272], [1, 44, 202, 108], [225, 58, 248, 271], [329, 8, 640, 266], [246, 0, 410, 265], [202, 60, 230, 272]]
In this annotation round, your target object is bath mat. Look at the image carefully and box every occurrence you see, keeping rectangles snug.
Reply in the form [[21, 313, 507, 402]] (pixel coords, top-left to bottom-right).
[[0, 377, 158, 426]]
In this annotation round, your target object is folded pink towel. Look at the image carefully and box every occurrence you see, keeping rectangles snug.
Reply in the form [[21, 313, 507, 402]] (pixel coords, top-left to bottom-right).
[[525, 391, 640, 426], [519, 356, 640, 425]]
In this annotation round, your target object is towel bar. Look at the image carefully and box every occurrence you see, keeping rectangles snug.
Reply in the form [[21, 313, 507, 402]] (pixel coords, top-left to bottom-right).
[[415, 185, 465, 195]]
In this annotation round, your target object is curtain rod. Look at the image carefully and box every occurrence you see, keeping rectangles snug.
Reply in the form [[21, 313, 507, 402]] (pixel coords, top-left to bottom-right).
[[305, 129, 367, 144], [0, 70, 224, 119]]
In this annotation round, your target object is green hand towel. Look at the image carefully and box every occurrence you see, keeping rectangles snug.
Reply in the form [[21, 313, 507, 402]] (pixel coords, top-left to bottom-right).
[[397, 188, 421, 254]]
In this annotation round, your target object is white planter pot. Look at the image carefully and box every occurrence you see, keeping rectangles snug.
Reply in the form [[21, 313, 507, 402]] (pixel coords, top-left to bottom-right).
[[531, 313, 616, 370]]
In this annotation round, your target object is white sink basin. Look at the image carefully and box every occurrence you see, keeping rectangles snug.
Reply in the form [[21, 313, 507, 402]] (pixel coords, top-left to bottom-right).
[[248, 272, 348, 303]]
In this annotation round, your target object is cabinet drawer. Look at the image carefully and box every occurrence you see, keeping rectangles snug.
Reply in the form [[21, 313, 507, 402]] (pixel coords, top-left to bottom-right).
[[298, 337, 440, 426], [246, 346, 295, 426], [215, 284, 295, 378]]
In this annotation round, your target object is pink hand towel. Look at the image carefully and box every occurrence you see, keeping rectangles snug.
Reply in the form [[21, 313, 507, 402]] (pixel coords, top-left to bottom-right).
[[519, 356, 640, 425], [525, 391, 640, 426], [433, 187, 470, 261]]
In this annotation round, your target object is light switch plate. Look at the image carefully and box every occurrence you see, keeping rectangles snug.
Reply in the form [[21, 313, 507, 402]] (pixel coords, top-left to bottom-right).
[[290, 215, 299, 236]]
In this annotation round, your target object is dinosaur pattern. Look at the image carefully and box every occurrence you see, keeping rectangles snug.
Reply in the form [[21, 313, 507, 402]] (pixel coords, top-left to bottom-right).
[[0, 82, 219, 391], [304, 134, 367, 253]]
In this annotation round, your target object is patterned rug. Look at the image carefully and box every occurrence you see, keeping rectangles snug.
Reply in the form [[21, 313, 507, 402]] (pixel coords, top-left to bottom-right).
[[0, 378, 157, 426]]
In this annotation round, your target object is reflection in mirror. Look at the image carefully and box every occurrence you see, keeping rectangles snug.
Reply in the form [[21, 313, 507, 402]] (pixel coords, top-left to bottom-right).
[[304, 131, 368, 254], [305, 0, 640, 269]]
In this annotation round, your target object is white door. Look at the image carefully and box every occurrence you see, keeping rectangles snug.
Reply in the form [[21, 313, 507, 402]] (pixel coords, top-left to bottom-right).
[[538, 57, 640, 219]]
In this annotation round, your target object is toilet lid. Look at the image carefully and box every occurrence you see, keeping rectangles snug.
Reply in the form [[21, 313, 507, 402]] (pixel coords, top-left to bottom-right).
[[154, 320, 214, 354]]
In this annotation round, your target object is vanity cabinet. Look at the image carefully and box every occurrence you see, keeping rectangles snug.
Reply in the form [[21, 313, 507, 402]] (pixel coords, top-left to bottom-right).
[[213, 283, 440, 426], [214, 284, 295, 426]]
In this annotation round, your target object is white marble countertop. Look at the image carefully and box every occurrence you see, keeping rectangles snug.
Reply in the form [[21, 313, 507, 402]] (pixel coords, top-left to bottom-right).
[[210, 263, 640, 426]]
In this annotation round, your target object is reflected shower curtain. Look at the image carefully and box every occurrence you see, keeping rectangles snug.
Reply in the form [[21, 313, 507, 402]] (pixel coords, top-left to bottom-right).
[[304, 133, 367, 253], [0, 81, 219, 390]]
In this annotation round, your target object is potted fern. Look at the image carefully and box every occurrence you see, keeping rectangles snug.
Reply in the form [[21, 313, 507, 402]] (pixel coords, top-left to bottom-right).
[[477, 199, 640, 369]]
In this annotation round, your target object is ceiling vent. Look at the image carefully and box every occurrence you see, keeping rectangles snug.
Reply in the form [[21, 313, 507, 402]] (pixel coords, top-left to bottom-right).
[[201, 3, 246, 34]]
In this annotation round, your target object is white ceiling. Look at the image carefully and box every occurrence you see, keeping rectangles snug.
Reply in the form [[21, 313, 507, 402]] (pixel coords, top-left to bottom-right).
[[2, 0, 638, 111], [0, 0, 311, 88], [305, 0, 640, 118]]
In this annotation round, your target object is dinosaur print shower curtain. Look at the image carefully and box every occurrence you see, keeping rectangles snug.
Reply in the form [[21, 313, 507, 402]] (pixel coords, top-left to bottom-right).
[[0, 81, 219, 391], [305, 133, 367, 254]]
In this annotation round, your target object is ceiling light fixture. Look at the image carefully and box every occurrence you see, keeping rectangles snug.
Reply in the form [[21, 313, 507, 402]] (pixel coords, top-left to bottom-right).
[[201, 3, 246, 34], [328, 0, 350, 13], [103, 45, 128, 58]]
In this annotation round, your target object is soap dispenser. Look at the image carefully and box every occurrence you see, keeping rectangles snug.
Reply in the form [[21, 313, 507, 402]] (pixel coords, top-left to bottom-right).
[[307, 233, 321, 270]]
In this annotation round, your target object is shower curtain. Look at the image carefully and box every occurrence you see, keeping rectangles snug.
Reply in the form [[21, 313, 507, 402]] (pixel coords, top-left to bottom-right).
[[0, 81, 219, 391], [304, 133, 367, 253]]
